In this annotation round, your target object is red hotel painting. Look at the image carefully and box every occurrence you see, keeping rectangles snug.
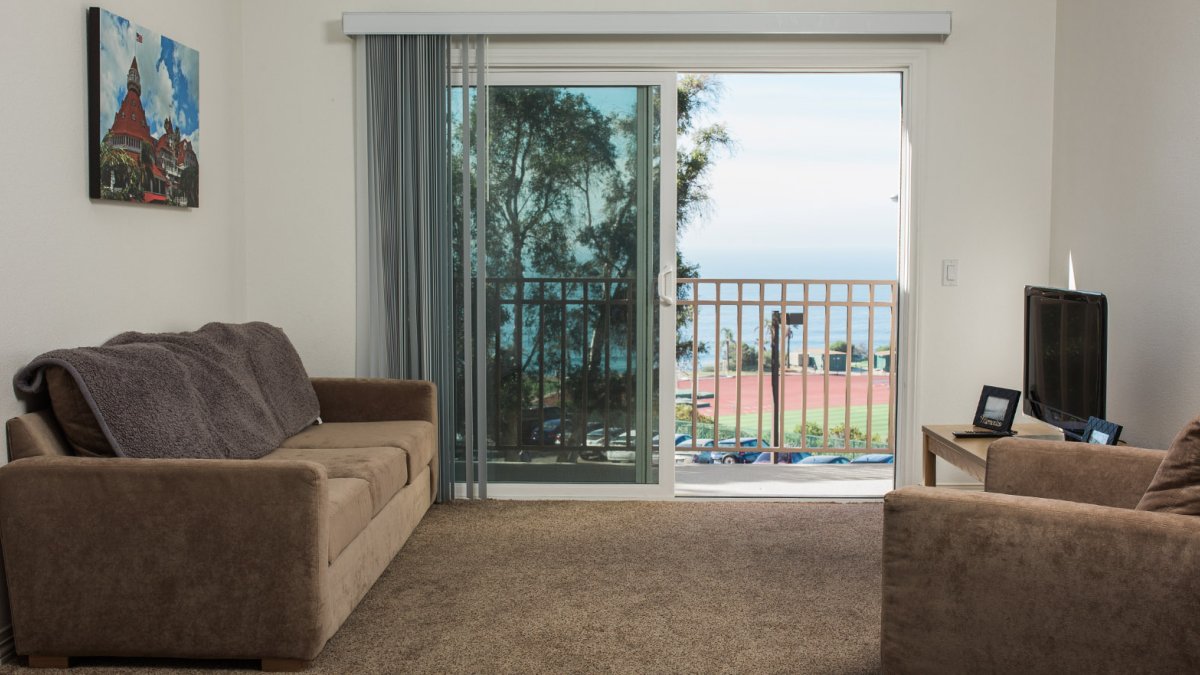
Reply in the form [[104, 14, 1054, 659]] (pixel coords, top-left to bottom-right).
[[87, 7, 199, 207]]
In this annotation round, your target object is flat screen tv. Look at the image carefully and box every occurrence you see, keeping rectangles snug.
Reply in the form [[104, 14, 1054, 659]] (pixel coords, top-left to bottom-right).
[[1023, 286, 1108, 440]]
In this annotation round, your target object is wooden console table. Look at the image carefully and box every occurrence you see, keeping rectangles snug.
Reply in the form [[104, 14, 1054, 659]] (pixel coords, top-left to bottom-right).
[[922, 421, 1064, 486]]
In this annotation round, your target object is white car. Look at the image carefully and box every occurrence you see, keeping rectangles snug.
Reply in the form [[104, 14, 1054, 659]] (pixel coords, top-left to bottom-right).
[[604, 433, 695, 464]]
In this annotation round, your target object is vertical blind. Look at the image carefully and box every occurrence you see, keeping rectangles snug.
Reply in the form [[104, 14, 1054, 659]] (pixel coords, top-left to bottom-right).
[[361, 34, 456, 501], [360, 34, 489, 501]]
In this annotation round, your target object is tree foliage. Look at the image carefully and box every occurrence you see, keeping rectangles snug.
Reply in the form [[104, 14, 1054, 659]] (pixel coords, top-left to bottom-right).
[[487, 88, 616, 279], [829, 341, 868, 361], [452, 79, 734, 450], [98, 140, 142, 202], [676, 74, 735, 233], [675, 75, 735, 361]]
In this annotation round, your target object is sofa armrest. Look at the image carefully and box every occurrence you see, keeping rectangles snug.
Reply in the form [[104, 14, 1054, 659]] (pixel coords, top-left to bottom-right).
[[0, 456, 329, 660], [882, 486, 1200, 674], [985, 437, 1164, 508], [310, 377, 437, 425]]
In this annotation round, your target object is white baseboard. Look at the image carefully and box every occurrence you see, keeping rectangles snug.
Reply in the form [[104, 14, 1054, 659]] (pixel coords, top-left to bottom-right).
[[934, 482, 983, 491], [0, 623, 14, 664]]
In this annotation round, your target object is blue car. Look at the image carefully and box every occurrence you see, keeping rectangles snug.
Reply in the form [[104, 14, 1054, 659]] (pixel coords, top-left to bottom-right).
[[714, 438, 766, 464], [752, 451, 812, 464], [688, 439, 717, 463], [798, 455, 851, 464], [850, 453, 895, 464]]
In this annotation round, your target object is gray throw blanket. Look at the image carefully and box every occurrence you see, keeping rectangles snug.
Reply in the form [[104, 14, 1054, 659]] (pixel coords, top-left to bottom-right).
[[14, 322, 320, 460]]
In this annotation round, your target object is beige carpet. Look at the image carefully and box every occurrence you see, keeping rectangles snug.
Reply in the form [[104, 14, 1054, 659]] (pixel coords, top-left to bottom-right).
[[4, 501, 883, 674]]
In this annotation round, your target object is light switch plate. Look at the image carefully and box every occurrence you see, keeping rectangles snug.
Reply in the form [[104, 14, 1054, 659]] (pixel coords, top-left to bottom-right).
[[942, 259, 958, 286]]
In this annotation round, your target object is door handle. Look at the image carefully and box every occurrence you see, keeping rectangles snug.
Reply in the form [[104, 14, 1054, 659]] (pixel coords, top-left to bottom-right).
[[657, 267, 676, 307]]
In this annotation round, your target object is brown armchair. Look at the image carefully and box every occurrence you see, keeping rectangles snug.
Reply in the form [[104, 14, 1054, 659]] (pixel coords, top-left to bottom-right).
[[882, 438, 1200, 674]]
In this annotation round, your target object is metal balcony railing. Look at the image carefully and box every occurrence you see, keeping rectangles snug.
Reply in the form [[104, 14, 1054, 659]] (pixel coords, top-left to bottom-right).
[[479, 276, 898, 464], [484, 276, 640, 458], [675, 279, 897, 459]]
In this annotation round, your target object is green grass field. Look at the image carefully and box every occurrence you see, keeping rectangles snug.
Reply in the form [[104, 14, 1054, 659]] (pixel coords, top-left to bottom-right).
[[675, 403, 892, 448]]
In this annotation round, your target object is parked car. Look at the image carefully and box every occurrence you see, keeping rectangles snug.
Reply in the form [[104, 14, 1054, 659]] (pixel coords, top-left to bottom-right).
[[528, 417, 570, 446], [688, 439, 717, 463], [520, 407, 562, 444], [585, 426, 634, 447], [667, 433, 693, 446], [850, 453, 895, 464], [604, 433, 698, 463], [714, 437, 766, 464], [798, 455, 851, 464], [752, 451, 812, 464]]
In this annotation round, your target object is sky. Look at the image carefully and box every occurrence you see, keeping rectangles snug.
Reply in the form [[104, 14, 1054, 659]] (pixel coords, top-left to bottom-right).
[[677, 73, 901, 280], [98, 8, 200, 158]]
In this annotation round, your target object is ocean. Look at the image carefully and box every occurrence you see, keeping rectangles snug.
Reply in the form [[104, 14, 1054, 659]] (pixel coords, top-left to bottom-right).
[[679, 247, 898, 369]]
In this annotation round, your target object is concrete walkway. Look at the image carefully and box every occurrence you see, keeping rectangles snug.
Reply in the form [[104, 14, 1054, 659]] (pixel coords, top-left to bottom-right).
[[675, 463, 893, 498]]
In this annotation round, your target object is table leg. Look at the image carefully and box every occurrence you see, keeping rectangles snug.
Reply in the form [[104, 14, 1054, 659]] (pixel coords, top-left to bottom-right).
[[922, 433, 936, 486]]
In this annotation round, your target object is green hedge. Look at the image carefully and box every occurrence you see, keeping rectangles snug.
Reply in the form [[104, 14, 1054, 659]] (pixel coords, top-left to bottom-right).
[[673, 420, 889, 450]]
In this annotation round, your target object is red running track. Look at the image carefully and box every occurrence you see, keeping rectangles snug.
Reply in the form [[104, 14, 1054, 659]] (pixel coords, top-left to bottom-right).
[[677, 372, 892, 417]]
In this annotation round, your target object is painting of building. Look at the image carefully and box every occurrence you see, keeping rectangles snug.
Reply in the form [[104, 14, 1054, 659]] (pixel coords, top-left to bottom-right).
[[88, 7, 199, 207]]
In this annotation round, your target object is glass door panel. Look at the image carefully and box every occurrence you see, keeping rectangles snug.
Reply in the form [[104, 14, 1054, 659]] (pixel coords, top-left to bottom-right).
[[453, 80, 667, 486]]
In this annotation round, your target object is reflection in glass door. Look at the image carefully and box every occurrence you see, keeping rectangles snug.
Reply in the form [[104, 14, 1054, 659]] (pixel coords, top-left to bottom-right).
[[454, 75, 675, 488]]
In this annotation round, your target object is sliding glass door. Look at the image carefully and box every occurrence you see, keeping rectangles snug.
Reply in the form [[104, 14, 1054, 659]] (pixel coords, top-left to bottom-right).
[[454, 73, 676, 491]]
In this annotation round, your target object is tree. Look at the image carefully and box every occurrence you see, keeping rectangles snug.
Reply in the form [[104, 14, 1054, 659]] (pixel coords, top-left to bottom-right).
[[180, 165, 199, 207], [829, 341, 868, 361], [98, 141, 139, 201], [676, 75, 735, 234], [488, 88, 617, 280], [675, 75, 735, 362], [450, 79, 735, 455], [483, 88, 620, 449], [139, 143, 155, 195]]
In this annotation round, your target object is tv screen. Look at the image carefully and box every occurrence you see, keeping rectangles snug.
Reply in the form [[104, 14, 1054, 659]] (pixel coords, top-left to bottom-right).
[[1023, 286, 1108, 439]]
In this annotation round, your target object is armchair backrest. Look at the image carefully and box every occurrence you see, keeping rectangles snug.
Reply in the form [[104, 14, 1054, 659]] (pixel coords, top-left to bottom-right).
[[985, 438, 1164, 509]]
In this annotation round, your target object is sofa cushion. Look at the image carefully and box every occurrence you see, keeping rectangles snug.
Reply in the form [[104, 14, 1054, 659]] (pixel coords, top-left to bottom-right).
[[281, 421, 435, 486], [1136, 414, 1200, 514], [326, 477, 373, 564], [265, 446, 408, 514], [44, 367, 115, 457]]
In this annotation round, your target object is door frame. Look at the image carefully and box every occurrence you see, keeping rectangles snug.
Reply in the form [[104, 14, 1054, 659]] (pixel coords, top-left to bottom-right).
[[359, 42, 926, 498], [480, 42, 926, 492]]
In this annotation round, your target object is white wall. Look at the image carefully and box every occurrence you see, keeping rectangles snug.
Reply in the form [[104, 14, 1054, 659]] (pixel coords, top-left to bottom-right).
[[0, 0, 245, 440], [241, 0, 1058, 484], [0, 0, 244, 655], [1050, 0, 1200, 449]]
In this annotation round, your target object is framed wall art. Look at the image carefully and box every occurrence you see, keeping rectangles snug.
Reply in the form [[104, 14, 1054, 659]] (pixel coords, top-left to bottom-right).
[[87, 7, 199, 207]]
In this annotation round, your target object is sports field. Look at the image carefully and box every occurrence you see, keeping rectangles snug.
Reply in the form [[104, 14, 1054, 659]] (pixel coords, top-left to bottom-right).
[[677, 372, 892, 444]]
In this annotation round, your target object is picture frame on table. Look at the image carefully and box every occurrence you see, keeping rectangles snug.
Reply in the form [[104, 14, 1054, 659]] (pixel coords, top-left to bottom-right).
[[972, 385, 1021, 435], [1082, 416, 1122, 445]]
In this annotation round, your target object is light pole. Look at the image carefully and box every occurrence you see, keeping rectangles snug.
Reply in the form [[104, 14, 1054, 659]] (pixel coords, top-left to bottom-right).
[[771, 310, 804, 461]]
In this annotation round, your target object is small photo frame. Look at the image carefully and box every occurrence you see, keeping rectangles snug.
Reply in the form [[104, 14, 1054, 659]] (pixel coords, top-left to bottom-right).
[[973, 385, 1021, 433], [1082, 416, 1122, 445]]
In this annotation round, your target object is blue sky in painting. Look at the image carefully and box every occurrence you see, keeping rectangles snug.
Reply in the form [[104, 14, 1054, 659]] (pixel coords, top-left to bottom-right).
[[98, 9, 200, 158]]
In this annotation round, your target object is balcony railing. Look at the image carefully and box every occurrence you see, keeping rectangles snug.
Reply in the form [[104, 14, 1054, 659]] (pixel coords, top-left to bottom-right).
[[484, 276, 640, 458], [478, 276, 897, 463], [675, 279, 897, 459]]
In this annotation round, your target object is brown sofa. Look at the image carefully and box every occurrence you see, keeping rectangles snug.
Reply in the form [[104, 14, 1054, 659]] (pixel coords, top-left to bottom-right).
[[0, 377, 438, 671], [881, 438, 1200, 674]]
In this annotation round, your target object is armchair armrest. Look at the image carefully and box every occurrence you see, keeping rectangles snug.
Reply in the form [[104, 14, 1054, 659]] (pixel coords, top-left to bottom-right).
[[0, 456, 329, 660], [985, 437, 1164, 508], [883, 486, 1200, 674], [310, 377, 436, 425]]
